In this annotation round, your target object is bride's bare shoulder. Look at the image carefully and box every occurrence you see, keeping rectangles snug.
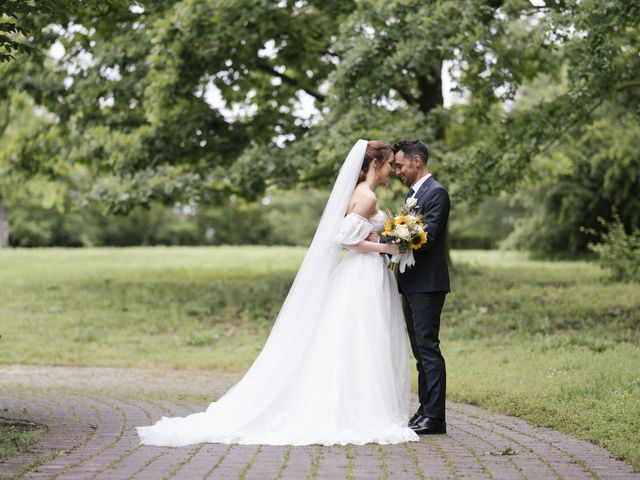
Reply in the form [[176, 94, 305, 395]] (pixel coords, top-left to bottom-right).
[[347, 185, 377, 218]]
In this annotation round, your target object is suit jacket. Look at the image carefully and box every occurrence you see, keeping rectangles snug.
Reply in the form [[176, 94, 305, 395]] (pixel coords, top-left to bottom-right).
[[398, 176, 451, 294]]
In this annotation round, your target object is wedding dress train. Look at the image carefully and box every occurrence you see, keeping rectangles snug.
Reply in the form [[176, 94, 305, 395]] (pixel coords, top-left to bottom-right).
[[136, 140, 418, 446]]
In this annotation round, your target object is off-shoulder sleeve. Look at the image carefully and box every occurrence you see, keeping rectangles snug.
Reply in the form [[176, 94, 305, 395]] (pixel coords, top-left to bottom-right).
[[336, 213, 372, 245]]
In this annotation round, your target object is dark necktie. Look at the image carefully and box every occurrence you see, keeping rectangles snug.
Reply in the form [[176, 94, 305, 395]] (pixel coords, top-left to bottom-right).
[[405, 188, 415, 200]]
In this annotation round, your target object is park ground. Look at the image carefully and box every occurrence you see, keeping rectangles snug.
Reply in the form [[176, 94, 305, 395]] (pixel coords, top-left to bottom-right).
[[0, 247, 639, 478]]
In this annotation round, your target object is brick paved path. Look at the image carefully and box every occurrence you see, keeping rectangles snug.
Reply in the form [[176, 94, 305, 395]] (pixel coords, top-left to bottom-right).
[[1, 366, 638, 480]]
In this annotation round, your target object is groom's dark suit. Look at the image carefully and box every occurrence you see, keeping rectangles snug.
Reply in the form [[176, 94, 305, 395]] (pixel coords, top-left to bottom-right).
[[399, 175, 450, 422]]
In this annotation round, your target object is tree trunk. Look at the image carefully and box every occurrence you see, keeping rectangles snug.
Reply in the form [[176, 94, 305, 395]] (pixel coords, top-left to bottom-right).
[[0, 194, 9, 248], [416, 61, 445, 140], [416, 60, 453, 267], [0, 100, 11, 248]]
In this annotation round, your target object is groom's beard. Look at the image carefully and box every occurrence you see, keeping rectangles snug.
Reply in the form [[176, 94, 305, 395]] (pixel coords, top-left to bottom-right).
[[397, 174, 412, 187]]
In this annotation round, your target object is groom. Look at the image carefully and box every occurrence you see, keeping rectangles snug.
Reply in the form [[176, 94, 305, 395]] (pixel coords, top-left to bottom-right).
[[393, 138, 450, 435]]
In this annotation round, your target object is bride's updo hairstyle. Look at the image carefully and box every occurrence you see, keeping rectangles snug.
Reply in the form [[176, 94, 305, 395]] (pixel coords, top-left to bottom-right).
[[358, 140, 393, 183]]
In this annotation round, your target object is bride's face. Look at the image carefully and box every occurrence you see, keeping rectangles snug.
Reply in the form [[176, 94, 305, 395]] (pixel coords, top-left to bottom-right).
[[376, 154, 394, 183]]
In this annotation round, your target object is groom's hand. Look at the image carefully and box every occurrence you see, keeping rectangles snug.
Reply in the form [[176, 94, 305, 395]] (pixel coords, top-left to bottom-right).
[[367, 232, 380, 242]]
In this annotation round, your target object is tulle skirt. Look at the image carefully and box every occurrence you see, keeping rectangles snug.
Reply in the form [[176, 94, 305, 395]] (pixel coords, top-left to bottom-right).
[[136, 251, 418, 446]]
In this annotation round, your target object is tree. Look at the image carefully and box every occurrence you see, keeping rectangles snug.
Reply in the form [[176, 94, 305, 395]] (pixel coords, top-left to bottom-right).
[[1, 0, 353, 213], [0, 98, 9, 247], [2, 0, 638, 219], [319, 0, 639, 201], [445, 0, 640, 203], [503, 108, 640, 256], [1, 1, 55, 63], [0, 0, 109, 246], [0, 194, 8, 247]]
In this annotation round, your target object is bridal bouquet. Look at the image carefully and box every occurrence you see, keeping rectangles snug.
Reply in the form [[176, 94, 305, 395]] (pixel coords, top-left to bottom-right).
[[381, 197, 427, 273]]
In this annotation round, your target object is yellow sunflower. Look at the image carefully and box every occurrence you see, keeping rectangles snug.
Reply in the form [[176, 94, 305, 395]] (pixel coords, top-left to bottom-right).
[[394, 215, 409, 226], [409, 231, 427, 250], [381, 219, 394, 236]]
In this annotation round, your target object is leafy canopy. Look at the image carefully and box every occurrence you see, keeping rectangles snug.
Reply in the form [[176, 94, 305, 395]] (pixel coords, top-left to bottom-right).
[[1, 0, 638, 213]]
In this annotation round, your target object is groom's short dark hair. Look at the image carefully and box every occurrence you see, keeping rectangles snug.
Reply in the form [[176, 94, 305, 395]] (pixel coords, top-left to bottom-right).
[[392, 139, 429, 165]]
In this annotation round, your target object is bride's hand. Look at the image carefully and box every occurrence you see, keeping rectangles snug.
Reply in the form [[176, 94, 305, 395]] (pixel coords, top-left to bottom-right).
[[367, 232, 380, 242], [386, 244, 401, 256]]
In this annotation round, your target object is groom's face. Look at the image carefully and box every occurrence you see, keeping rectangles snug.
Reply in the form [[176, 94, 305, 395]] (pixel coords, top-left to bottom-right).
[[393, 151, 418, 186]]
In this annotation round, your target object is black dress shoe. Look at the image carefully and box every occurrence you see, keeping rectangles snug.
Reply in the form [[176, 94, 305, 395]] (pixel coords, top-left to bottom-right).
[[409, 417, 447, 435], [408, 412, 423, 427]]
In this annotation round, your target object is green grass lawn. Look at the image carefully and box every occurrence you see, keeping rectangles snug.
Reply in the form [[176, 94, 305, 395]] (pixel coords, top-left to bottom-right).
[[1, 247, 639, 468], [0, 419, 47, 463]]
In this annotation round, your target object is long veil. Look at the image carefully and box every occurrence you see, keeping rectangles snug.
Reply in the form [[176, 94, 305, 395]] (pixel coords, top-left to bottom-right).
[[270, 139, 368, 329], [136, 140, 369, 445], [211, 139, 368, 400]]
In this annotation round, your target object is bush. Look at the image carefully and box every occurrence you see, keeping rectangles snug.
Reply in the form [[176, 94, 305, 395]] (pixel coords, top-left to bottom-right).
[[449, 194, 524, 250], [584, 213, 640, 282], [502, 114, 640, 258]]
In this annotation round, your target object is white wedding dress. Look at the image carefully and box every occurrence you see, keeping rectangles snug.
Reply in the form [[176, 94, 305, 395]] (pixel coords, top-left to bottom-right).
[[136, 140, 418, 446]]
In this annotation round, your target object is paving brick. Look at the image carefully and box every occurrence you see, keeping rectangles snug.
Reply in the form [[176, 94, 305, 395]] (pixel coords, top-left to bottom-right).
[[2, 366, 639, 480]]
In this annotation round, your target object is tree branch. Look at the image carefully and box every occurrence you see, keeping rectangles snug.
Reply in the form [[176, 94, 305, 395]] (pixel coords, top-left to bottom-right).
[[0, 100, 11, 137], [536, 97, 605, 157], [416, 67, 443, 115], [616, 79, 640, 91], [396, 87, 417, 105], [256, 62, 326, 103], [325, 48, 341, 61]]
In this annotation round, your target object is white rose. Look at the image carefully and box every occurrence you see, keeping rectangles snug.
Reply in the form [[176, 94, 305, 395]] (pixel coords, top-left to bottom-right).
[[405, 198, 417, 209], [396, 224, 411, 240]]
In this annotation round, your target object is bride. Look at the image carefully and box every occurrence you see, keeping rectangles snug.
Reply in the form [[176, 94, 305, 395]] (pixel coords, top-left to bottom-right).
[[136, 140, 419, 446]]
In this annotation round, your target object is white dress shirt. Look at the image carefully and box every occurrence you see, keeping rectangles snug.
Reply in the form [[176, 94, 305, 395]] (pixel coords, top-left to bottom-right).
[[408, 173, 432, 199]]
